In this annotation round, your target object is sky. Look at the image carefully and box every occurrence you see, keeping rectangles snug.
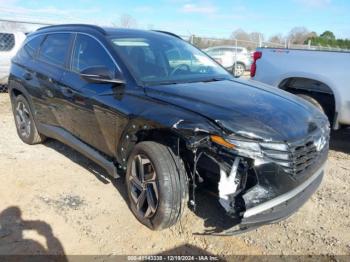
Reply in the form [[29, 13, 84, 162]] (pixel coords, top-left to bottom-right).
[[0, 0, 349, 39]]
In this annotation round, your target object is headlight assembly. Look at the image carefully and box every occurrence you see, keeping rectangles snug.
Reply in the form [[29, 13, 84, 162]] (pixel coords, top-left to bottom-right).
[[211, 135, 263, 159], [210, 135, 289, 161]]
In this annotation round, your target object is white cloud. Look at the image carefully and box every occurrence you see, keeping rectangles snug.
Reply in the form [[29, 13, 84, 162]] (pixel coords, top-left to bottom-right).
[[1, 6, 99, 16], [134, 6, 155, 13], [0, 3, 100, 26], [294, 0, 331, 8], [181, 3, 217, 14]]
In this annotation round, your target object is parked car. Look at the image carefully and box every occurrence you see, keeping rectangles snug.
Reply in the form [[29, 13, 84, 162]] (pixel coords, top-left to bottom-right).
[[0, 31, 26, 86], [8, 25, 329, 234], [204, 46, 252, 77], [251, 48, 350, 129]]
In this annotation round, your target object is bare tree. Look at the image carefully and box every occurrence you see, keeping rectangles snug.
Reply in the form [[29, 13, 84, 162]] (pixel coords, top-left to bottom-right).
[[119, 14, 137, 28], [230, 29, 264, 50], [249, 32, 264, 48], [268, 34, 286, 46], [250, 32, 263, 42], [287, 27, 311, 44], [230, 28, 250, 42]]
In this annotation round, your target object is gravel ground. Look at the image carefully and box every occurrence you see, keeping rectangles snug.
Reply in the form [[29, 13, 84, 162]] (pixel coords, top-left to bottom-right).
[[0, 93, 349, 257]]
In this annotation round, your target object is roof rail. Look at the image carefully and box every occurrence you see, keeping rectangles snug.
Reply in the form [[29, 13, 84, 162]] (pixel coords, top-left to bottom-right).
[[37, 24, 106, 35], [152, 30, 182, 39]]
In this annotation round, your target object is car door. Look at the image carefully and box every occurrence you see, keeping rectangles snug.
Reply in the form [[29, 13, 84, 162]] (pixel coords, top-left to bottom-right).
[[33, 33, 73, 126], [58, 33, 120, 156]]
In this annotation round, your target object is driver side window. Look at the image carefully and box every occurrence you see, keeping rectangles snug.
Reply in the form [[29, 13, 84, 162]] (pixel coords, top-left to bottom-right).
[[71, 34, 116, 73]]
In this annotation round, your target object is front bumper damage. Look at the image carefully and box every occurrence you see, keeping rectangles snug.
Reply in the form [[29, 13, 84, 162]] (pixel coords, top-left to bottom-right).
[[196, 143, 328, 235], [224, 164, 324, 235]]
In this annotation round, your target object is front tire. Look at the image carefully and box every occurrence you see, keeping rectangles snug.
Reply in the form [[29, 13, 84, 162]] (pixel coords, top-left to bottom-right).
[[297, 94, 324, 113], [12, 95, 45, 145], [126, 141, 188, 230]]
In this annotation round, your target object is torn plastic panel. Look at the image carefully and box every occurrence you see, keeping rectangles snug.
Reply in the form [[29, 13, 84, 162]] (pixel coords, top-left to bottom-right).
[[218, 157, 241, 213], [118, 111, 328, 235], [185, 127, 328, 234], [117, 114, 219, 169]]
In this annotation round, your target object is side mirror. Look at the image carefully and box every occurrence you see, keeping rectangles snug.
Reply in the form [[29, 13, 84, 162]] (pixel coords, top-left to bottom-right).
[[80, 66, 124, 84]]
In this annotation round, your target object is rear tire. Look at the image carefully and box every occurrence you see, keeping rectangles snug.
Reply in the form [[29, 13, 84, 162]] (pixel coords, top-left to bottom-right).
[[126, 141, 188, 230], [12, 95, 45, 145], [297, 94, 324, 113]]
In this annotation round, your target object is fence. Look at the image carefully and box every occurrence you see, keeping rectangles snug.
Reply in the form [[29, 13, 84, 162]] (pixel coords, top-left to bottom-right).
[[0, 19, 349, 92], [183, 35, 350, 52]]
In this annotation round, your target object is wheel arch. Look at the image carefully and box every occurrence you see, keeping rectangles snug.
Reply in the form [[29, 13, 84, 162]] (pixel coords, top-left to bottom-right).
[[116, 113, 222, 176], [278, 76, 338, 127], [119, 125, 195, 175], [8, 80, 33, 108]]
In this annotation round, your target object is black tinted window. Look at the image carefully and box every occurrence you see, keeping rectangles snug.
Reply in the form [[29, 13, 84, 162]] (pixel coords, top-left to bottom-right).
[[38, 33, 71, 67], [18, 35, 44, 59], [72, 34, 115, 72], [0, 33, 15, 51]]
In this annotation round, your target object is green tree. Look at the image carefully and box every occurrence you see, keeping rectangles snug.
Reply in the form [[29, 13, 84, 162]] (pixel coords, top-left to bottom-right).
[[320, 31, 335, 40]]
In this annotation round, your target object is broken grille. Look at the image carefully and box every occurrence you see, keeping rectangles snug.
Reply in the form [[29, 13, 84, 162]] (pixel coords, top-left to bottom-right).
[[260, 129, 328, 175]]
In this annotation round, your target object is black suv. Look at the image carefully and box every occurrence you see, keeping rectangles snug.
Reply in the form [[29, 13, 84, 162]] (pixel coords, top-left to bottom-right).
[[8, 24, 329, 234]]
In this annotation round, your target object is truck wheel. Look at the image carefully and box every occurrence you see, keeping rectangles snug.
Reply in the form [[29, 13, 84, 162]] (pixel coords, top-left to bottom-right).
[[233, 63, 245, 77], [126, 141, 188, 230], [297, 94, 324, 113], [13, 95, 46, 145]]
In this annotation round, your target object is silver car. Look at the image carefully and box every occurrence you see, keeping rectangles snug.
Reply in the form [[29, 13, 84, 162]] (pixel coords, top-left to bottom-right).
[[0, 32, 26, 85], [204, 46, 252, 76]]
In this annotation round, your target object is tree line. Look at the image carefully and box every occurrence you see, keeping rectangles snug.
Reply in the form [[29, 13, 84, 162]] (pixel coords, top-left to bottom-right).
[[1, 20, 349, 50], [192, 27, 350, 50]]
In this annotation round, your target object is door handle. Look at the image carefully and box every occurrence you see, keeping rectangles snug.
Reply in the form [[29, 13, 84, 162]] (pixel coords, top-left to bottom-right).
[[23, 72, 32, 81]]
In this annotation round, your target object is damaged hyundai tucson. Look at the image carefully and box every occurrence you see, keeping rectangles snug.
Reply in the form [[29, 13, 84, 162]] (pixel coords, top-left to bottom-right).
[[8, 25, 330, 234]]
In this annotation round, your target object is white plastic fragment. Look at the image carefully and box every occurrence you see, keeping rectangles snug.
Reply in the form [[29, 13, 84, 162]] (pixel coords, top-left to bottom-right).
[[172, 119, 184, 129], [218, 157, 241, 212]]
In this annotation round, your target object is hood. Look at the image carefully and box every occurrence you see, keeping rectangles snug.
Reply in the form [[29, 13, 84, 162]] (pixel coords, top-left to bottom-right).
[[145, 79, 326, 142]]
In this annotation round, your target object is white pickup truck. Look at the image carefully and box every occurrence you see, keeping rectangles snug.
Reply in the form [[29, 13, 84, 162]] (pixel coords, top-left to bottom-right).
[[251, 48, 350, 129]]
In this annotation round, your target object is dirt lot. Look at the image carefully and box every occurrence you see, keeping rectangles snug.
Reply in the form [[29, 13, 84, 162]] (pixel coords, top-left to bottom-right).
[[0, 93, 349, 257]]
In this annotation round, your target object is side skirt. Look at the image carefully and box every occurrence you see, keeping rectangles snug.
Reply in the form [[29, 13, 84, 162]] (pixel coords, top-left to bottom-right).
[[38, 124, 120, 179]]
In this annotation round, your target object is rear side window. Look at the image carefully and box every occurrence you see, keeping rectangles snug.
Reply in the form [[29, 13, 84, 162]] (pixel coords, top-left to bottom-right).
[[0, 33, 15, 51], [18, 35, 44, 59], [71, 34, 115, 72], [38, 33, 71, 67]]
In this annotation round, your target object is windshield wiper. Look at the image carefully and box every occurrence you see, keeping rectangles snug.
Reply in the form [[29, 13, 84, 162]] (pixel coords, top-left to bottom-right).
[[200, 77, 228, 83], [145, 77, 229, 86]]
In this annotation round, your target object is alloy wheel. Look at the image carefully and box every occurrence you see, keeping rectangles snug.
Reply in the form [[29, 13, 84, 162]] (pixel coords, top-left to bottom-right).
[[129, 154, 159, 218], [234, 64, 245, 76], [15, 101, 31, 138]]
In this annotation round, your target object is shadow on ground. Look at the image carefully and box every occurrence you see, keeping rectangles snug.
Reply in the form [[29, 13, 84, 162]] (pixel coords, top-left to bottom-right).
[[43, 139, 238, 235], [157, 244, 221, 257], [330, 127, 350, 154], [0, 206, 67, 259], [192, 191, 240, 235], [43, 126, 350, 237]]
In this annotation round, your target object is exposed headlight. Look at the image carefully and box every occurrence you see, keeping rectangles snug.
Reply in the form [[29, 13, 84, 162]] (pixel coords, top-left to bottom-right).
[[210, 135, 289, 161], [211, 135, 263, 158]]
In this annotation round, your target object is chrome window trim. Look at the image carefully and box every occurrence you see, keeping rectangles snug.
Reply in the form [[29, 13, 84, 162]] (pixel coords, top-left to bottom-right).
[[31, 31, 122, 72]]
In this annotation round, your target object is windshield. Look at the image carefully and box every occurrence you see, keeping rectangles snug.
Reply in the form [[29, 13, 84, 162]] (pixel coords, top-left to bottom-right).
[[109, 34, 232, 85]]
